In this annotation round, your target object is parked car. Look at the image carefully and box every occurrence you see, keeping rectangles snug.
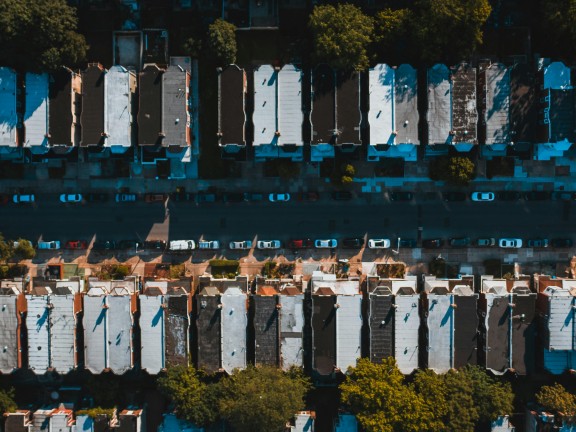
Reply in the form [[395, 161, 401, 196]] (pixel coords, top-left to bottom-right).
[[476, 238, 496, 247], [297, 191, 320, 202], [471, 192, 495, 202], [60, 194, 83, 203], [87, 193, 109, 202], [269, 193, 290, 202], [169, 240, 196, 251], [551, 238, 574, 248], [229, 240, 253, 250], [37, 241, 60, 250], [399, 238, 417, 248], [527, 238, 549, 248], [315, 239, 337, 248], [342, 237, 365, 248], [170, 191, 194, 202], [196, 192, 217, 204], [243, 192, 264, 202], [524, 191, 550, 201], [92, 240, 117, 251], [423, 238, 444, 248], [368, 239, 391, 249], [331, 191, 352, 201], [145, 193, 167, 203], [449, 237, 470, 247], [499, 238, 523, 248], [496, 191, 521, 201], [222, 193, 245, 203], [551, 191, 576, 201], [288, 239, 314, 249], [257, 240, 282, 249], [442, 191, 467, 201], [390, 191, 413, 201], [115, 193, 137, 202], [118, 240, 142, 250], [144, 240, 167, 250], [198, 240, 220, 250], [65, 240, 88, 250], [13, 194, 35, 204]]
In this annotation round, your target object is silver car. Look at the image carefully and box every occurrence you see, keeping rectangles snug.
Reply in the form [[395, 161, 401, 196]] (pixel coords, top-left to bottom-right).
[[499, 238, 522, 248], [314, 239, 337, 248], [229, 240, 253, 250], [257, 240, 281, 249]]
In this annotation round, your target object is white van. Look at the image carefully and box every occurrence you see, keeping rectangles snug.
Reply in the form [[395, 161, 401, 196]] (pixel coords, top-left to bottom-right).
[[37, 241, 61, 250], [169, 240, 196, 251], [198, 240, 220, 250]]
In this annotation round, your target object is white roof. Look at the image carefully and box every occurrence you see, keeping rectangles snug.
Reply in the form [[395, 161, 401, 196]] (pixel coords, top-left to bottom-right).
[[485, 64, 511, 145], [279, 294, 304, 370], [26, 295, 50, 373], [0, 68, 17, 147], [544, 62, 572, 90], [107, 295, 133, 374], [83, 295, 107, 374], [291, 412, 314, 432], [482, 279, 508, 295], [546, 295, 575, 351], [278, 64, 303, 146], [394, 295, 419, 374], [426, 294, 454, 373], [75, 416, 94, 432], [391, 278, 417, 295], [368, 64, 394, 145], [427, 64, 451, 144], [394, 64, 419, 145], [140, 295, 165, 374], [105, 66, 132, 147], [50, 295, 77, 374], [0, 295, 18, 373], [311, 272, 360, 295], [253, 65, 277, 146], [24, 73, 49, 148], [221, 287, 247, 373], [336, 295, 362, 372]]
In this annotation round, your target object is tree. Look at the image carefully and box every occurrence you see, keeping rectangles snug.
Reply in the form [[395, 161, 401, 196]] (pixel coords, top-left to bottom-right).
[[429, 156, 475, 186], [207, 19, 237, 66], [541, 0, 576, 58], [536, 383, 576, 419], [0, 233, 12, 263], [444, 370, 478, 432], [0, 388, 16, 413], [309, 4, 374, 71], [0, 0, 88, 72], [217, 366, 310, 432], [157, 366, 218, 427], [372, 8, 414, 63], [13, 239, 35, 260], [412, 369, 449, 431]]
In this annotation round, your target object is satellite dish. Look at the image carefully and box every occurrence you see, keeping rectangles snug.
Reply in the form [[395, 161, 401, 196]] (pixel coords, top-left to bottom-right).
[[50, 391, 59, 400]]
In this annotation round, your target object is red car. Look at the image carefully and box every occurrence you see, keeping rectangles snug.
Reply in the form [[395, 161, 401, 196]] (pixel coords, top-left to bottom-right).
[[288, 239, 314, 249], [65, 240, 88, 250]]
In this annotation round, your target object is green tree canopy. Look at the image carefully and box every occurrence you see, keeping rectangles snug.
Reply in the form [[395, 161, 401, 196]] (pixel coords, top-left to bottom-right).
[[0, 234, 12, 263], [430, 156, 476, 186], [157, 366, 218, 427], [0, 388, 17, 413], [13, 239, 35, 260], [309, 4, 374, 71], [536, 383, 576, 419], [0, 0, 88, 72], [372, 8, 413, 64], [207, 19, 237, 66], [541, 0, 576, 58], [217, 366, 310, 432]]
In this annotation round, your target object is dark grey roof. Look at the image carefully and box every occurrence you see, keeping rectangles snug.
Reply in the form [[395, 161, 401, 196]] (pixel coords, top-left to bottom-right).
[[138, 64, 163, 146], [196, 294, 221, 372], [218, 65, 246, 146], [162, 65, 190, 147], [369, 293, 394, 363], [510, 64, 538, 143], [4, 413, 31, 432], [253, 295, 279, 367], [483, 295, 510, 373], [311, 65, 336, 145], [336, 71, 361, 145], [451, 64, 478, 144], [312, 295, 336, 376], [453, 295, 479, 368], [549, 89, 575, 143], [48, 70, 75, 146], [511, 293, 536, 375], [165, 295, 190, 368], [80, 64, 106, 146]]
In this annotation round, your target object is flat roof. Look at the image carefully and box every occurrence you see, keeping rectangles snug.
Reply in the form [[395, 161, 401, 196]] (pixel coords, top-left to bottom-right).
[[549, 89, 575, 143], [545, 295, 574, 351], [83, 295, 107, 374], [165, 295, 190, 368], [311, 65, 335, 145], [425, 294, 453, 373], [484, 64, 511, 145], [221, 287, 247, 373], [278, 294, 304, 370], [336, 71, 361, 145], [278, 64, 303, 146], [254, 295, 279, 367], [81, 64, 106, 146], [510, 64, 538, 143], [368, 64, 394, 145], [0, 68, 17, 147], [50, 295, 77, 374], [26, 295, 50, 373], [453, 295, 478, 368], [511, 293, 536, 375], [369, 293, 394, 363], [138, 64, 163, 146], [107, 295, 133, 374], [544, 61, 572, 90], [427, 64, 451, 145], [312, 295, 336, 375], [394, 294, 419, 374], [451, 63, 478, 144], [218, 65, 246, 146], [24, 73, 49, 148], [395, 64, 419, 145], [196, 294, 221, 373], [48, 70, 76, 146], [253, 65, 277, 147], [336, 295, 361, 372], [105, 66, 133, 147], [140, 295, 165, 374], [484, 293, 510, 374], [162, 65, 190, 147]]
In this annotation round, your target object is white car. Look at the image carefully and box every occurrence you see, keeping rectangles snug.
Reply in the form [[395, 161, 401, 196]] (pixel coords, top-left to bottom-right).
[[169, 240, 196, 251], [198, 240, 220, 250], [229, 240, 252, 250], [115, 193, 137, 202], [13, 194, 35, 204], [315, 239, 337, 248], [257, 240, 281, 249], [60, 194, 83, 203], [499, 238, 523, 248], [471, 192, 495, 202], [269, 193, 290, 202], [37, 241, 61, 250], [368, 239, 391, 249]]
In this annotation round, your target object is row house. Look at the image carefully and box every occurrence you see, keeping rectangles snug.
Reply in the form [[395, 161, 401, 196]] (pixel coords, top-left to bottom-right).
[[479, 275, 536, 375], [30, 406, 75, 432], [367, 64, 419, 161], [23, 73, 49, 154], [218, 65, 247, 155], [311, 271, 362, 376], [0, 68, 18, 156], [535, 275, 576, 374], [0, 284, 25, 374]]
